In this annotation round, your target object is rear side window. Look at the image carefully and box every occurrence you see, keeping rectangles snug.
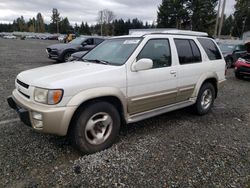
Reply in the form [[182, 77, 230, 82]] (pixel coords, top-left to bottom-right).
[[198, 38, 222, 60], [174, 39, 201, 65], [94, 38, 104, 45]]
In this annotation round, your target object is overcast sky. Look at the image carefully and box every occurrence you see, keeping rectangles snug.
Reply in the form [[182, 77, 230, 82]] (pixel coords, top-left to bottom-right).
[[0, 0, 236, 25]]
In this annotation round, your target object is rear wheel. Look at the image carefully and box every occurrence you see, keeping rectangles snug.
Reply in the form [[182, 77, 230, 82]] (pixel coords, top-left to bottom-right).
[[70, 101, 121, 154], [194, 82, 215, 115]]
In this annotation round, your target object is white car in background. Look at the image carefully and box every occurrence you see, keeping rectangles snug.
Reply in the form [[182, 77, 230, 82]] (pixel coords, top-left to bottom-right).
[[3, 35, 17, 39]]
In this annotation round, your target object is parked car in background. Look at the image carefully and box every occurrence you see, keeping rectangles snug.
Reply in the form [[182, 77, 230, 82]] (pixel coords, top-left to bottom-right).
[[58, 35, 66, 43], [68, 51, 88, 61], [3, 35, 17, 39], [47, 35, 59, 40], [46, 36, 105, 62], [234, 55, 250, 79], [218, 42, 247, 68]]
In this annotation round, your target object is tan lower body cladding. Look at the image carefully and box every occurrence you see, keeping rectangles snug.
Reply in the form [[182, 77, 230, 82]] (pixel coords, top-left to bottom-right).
[[128, 85, 195, 114]]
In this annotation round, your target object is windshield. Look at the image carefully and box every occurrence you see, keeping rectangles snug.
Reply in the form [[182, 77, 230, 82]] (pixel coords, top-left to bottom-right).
[[69, 37, 85, 45], [82, 38, 142, 65], [219, 43, 235, 53]]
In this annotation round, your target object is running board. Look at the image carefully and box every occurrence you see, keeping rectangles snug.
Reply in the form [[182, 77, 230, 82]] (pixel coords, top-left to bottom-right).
[[127, 99, 196, 123]]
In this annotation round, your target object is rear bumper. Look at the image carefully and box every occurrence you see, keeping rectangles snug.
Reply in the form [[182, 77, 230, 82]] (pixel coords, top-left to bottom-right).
[[7, 89, 77, 136]]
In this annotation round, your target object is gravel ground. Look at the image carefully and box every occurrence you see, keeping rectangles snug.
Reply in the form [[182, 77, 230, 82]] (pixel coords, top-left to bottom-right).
[[0, 38, 250, 187]]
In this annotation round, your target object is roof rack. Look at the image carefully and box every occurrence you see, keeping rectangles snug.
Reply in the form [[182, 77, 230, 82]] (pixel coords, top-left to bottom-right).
[[129, 29, 208, 37]]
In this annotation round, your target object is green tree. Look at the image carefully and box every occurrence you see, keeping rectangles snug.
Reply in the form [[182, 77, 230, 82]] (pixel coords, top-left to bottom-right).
[[50, 8, 60, 33], [36, 13, 45, 33], [27, 18, 36, 32], [157, 0, 189, 29], [233, 0, 250, 37], [221, 15, 234, 36], [15, 16, 26, 31], [59, 17, 71, 34], [188, 0, 217, 35]]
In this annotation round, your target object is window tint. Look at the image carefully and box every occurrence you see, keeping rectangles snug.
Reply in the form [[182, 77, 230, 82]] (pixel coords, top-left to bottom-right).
[[190, 40, 202, 62], [137, 39, 171, 68], [236, 45, 246, 51], [85, 38, 94, 45], [198, 38, 222, 60], [94, 38, 104, 45], [174, 39, 201, 64]]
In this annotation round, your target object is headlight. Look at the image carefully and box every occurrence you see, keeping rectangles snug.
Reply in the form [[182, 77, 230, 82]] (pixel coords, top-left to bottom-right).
[[34, 88, 63, 105]]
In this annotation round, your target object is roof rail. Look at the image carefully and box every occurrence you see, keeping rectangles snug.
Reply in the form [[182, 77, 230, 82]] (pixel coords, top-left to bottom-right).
[[129, 29, 208, 37]]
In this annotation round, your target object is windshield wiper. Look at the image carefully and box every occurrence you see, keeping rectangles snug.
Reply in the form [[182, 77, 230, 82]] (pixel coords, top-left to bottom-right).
[[82, 59, 109, 65]]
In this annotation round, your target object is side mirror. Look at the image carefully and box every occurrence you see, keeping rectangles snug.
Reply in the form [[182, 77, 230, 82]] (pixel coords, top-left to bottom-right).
[[132, 58, 153, 72]]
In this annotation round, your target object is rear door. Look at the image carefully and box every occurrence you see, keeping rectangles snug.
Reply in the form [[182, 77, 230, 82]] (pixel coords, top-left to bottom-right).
[[174, 38, 210, 102]]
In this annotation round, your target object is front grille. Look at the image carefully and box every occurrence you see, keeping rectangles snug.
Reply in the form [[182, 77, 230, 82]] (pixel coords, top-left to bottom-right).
[[17, 79, 29, 89], [239, 66, 250, 72]]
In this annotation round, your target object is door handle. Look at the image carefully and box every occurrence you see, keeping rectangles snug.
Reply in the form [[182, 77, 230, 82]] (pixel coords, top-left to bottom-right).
[[170, 70, 177, 74]]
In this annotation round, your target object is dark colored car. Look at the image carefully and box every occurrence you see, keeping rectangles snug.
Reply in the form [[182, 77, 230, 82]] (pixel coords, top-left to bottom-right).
[[219, 43, 247, 68], [46, 36, 105, 62]]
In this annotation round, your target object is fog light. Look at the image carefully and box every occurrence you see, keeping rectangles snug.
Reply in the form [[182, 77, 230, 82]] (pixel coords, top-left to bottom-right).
[[33, 119, 43, 129], [32, 112, 42, 120]]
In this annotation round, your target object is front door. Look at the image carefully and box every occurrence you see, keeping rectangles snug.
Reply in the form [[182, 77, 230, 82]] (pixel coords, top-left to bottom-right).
[[127, 38, 178, 115]]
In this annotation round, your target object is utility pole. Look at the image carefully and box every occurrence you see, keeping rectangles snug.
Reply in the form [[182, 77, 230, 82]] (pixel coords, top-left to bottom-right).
[[100, 10, 103, 36], [218, 0, 226, 39], [214, 0, 222, 38]]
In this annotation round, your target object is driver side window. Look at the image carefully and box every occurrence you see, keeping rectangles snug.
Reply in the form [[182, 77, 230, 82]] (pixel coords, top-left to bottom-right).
[[137, 39, 171, 69]]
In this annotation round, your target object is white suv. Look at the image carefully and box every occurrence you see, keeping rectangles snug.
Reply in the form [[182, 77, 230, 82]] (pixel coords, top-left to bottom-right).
[[8, 29, 226, 154]]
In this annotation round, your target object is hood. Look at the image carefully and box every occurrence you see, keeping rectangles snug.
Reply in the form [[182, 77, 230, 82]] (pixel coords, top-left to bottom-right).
[[17, 62, 126, 97], [47, 43, 80, 50]]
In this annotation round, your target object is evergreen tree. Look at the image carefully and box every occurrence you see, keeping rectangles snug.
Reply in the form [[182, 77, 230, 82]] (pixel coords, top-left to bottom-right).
[[51, 8, 60, 33], [157, 0, 189, 29], [188, 0, 217, 35], [59, 17, 71, 34], [221, 15, 234, 36], [36, 13, 45, 33], [233, 0, 250, 37]]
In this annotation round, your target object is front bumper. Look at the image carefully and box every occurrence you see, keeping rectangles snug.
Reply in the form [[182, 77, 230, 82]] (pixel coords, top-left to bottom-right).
[[7, 89, 77, 136], [235, 66, 250, 76], [7, 96, 32, 126], [46, 49, 61, 60]]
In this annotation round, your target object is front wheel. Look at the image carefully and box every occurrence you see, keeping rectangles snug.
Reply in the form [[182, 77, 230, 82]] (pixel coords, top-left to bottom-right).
[[70, 101, 121, 154], [194, 83, 215, 115], [63, 52, 73, 62]]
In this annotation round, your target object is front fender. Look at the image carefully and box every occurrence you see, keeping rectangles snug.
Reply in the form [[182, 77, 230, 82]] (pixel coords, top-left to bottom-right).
[[66, 87, 127, 116]]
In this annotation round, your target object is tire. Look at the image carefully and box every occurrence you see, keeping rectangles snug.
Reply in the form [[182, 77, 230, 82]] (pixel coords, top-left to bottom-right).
[[70, 101, 121, 154], [63, 52, 73, 62], [194, 82, 215, 115]]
